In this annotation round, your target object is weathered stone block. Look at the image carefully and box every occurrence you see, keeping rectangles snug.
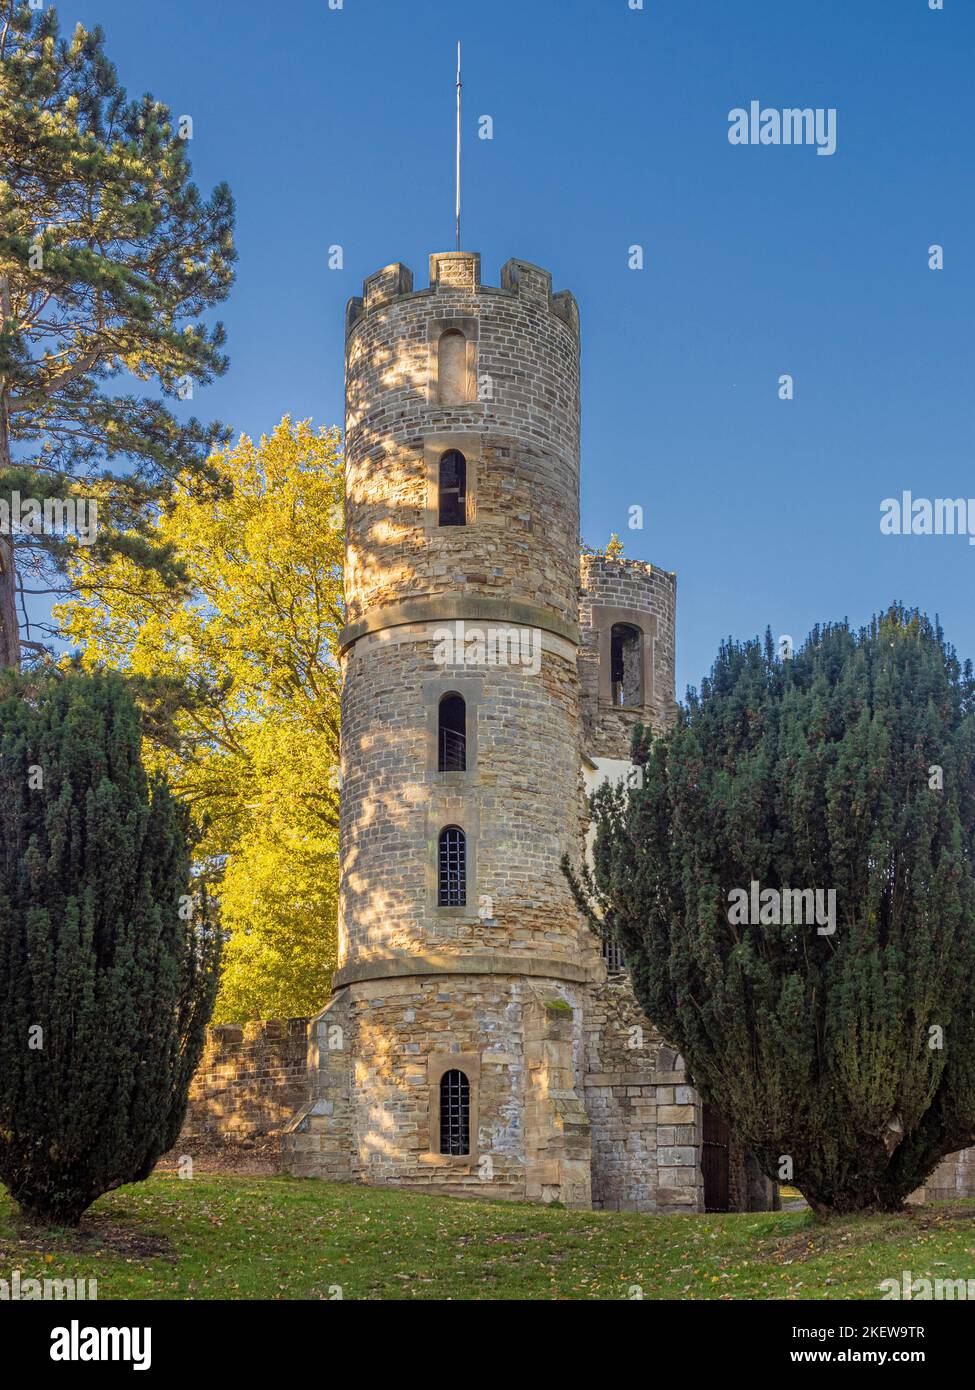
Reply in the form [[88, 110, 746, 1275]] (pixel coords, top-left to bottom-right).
[[658, 1105, 695, 1125]]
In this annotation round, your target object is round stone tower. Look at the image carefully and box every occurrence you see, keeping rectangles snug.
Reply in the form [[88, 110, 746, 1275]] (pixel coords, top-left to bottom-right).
[[290, 252, 598, 1203]]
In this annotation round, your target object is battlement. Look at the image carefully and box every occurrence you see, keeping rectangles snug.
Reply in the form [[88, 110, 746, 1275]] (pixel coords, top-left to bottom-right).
[[345, 252, 579, 336], [580, 552, 677, 590]]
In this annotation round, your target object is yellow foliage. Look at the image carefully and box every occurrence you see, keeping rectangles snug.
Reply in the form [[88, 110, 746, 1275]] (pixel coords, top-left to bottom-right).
[[58, 418, 343, 1022]]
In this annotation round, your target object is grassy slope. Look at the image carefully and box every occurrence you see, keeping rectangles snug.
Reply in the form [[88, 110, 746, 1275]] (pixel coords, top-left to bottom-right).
[[1, 1175, 973, 1301]]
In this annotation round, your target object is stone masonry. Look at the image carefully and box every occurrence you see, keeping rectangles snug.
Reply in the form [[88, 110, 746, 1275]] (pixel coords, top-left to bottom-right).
[[183, 1019, 309, 1139], [279, 249, 718, 1211]]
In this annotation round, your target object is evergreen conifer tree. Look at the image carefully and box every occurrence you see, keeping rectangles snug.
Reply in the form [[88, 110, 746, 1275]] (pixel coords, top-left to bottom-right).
[[0, 669, 219, 1224], [570, 607, 975, 1216], [0, 2, 236, 667]]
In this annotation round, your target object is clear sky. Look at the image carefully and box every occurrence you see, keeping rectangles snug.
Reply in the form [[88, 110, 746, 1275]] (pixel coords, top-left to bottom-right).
[[61, 0, 973, 698]]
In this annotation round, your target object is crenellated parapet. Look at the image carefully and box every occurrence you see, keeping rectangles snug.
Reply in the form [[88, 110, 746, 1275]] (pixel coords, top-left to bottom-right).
[[343, 251, 581, 629], [345, 252, 579, 337]]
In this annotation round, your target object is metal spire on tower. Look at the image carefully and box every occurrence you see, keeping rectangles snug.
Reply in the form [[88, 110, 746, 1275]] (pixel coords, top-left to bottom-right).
[[455, 41, 462, 251]]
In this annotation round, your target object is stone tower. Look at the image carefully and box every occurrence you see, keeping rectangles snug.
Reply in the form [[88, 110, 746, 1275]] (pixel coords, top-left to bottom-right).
[[284, 252, 598, 1203], [279, 247, 785, 1214]]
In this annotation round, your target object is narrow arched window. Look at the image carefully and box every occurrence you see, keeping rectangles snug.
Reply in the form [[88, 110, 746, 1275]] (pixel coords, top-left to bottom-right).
[[438, 329, 467, 404], [438, 450, 466, 527], [438, 825, 466, 907], [439, 1069, 470, 1155], [438, 693, 467, 771], [610, 623, 643, 707]]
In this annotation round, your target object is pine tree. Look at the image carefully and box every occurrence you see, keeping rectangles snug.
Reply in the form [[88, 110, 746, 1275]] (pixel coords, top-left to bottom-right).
[[0, 3, 236, 667], [570, 606, 975, 1217], [0, 669, 220, 1225]]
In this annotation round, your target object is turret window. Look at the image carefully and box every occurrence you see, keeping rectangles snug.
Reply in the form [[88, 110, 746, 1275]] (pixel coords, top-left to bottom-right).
[[594, 607, 657, 711], [439, 1069, 471, 1156], [438, 329, 468, 405], [438, 694, 467, 771], [438, 825, 467, 906], [438, 450, 467, 527], [610, 623, 643, 707], [603, 935, 626, 975]]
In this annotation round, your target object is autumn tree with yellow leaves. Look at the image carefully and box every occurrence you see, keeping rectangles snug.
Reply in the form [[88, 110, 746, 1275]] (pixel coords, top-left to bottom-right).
[[59, 418, 342, 1021]]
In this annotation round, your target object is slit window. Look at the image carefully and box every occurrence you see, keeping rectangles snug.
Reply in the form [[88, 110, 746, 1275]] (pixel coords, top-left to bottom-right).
[[438, 694, 467, 771], [438, 329, 468, 405], [603, 935, 626, 975], [438, 450, 466, 527], [438, 825, 467, 907], [439, 1069, 470, 1155], [610, 623, 643, 707]]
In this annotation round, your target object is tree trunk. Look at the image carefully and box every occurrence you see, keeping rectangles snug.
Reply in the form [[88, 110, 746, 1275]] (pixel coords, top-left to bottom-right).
[[0, 274, 21, 669], [0, 534, 18, 669], [0, 409, 20, 670]]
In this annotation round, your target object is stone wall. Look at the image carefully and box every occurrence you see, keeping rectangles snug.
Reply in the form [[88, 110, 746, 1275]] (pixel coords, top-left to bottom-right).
[[338, 626, 590, 968], [182, 1018, 309, 1138], [522, 987, 592, 1206], [285, 974, 594, 1206], [585, 973, 702, 1212], [576, 553, 700, 1211], [284, 994, 355, 1180], [917, 1148, 975, 1203]]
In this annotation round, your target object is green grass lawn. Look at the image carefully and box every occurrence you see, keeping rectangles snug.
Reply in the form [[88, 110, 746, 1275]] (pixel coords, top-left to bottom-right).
[[2, 1174, 973, 1300]]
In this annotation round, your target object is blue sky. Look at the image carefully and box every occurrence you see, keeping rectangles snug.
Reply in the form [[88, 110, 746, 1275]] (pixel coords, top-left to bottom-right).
[[63, 0, 973, 698]]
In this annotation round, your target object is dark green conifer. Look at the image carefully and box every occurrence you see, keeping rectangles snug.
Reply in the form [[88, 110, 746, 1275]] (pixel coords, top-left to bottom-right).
[[570, 607, 975, 1216], [0, 669, 219, 1224]]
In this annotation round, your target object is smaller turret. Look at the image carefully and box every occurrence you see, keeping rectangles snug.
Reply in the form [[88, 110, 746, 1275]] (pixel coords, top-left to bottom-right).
[[579, 549, 677, 768]]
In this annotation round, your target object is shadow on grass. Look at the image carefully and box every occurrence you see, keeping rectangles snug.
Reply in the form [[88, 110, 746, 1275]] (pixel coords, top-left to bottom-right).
[[0, 1208, 175, 1262]]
